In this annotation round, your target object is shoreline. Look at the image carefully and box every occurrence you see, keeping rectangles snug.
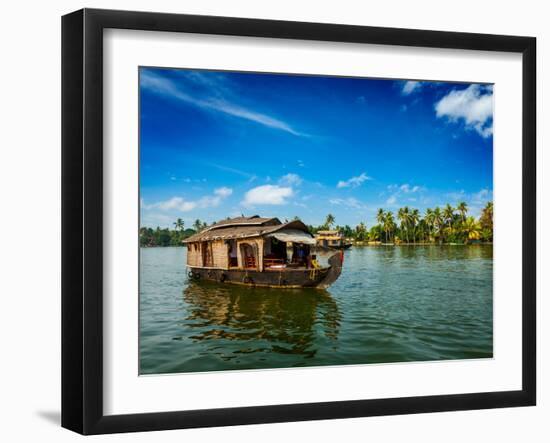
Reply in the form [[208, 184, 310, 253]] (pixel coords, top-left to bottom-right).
[[140, 243, 494, 248]]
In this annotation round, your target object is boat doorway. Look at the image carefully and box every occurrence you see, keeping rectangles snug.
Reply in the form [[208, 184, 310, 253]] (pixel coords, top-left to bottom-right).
[[240, 242, 257, 269], [227, 239, 238, 268]]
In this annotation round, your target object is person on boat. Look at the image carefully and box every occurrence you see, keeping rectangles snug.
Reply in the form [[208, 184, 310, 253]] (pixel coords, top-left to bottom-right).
[[311, 255, 320, 269], [295, 244, 307, 265]]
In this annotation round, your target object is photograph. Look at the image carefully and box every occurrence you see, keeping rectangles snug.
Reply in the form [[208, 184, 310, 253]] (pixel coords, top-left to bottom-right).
[[138, 67, 494, 375]]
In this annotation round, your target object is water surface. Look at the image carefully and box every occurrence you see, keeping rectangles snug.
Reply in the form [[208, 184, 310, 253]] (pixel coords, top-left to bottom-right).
[[139, 245, 493, 374]]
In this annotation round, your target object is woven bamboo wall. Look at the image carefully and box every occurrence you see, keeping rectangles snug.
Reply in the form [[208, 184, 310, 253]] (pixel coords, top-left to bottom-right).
[[186, 243, 202, 267], [187, 238, 265, 270], [212, 240, 229, 269]]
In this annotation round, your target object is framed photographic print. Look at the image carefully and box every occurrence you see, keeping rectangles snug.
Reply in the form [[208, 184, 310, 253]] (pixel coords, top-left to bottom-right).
[[61, 8, 536, 435]]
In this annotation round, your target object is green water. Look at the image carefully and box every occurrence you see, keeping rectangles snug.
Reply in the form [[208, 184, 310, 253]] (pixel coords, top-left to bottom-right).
[[139, 245, 493, 374]]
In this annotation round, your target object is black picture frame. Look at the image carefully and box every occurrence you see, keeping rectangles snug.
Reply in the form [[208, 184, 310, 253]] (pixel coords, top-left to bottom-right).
[[62, 8, 536, 435]]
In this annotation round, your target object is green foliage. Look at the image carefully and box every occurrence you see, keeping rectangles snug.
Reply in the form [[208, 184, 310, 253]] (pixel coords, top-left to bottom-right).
[[324, 213, 335, 229], [140, 203, 494, 248], [139, 219, 208, 247], [315, 200, 492, 245]]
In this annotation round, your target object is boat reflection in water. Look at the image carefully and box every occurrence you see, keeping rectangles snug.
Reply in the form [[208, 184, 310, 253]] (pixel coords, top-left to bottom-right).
[[180, 280, 341, 369]]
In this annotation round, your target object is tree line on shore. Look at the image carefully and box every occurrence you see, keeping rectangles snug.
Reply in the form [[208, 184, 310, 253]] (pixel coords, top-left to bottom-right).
[[139, 201, 493, 247], [310, 201, 493, 244], [140, 218, 209, 247]]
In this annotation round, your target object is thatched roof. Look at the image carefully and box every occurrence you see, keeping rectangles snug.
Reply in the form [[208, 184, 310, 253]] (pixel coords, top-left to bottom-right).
[[203, 215, 280, 232], [183, 216, 312, 243], [316, 230, 341, 236]]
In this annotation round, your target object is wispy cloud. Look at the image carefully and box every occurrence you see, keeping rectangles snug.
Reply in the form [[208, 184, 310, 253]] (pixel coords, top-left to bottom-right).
[[142, 187, 233, 212], [444, 188, 493, 217], [242, 185, 293, 206], [401, 81, 422, 95], [140, 212, 179, 228], [207, 163, 256, 179], [141, 70, 308, 137], [337, 172, 372, 189], [398, 184, 421, 193], [214, 187, 233, 198], [435, 84, 493, 138], [385, 183, 424, 206], [329, 197, 365, 209], [279, 173, 302, 186]]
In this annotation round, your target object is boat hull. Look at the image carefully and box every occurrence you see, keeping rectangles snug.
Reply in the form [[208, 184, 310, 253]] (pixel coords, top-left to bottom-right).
[[188, 252, 343, 289], [315, 243, 352, 250]]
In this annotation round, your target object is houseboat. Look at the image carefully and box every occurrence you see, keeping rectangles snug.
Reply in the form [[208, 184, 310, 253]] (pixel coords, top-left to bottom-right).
[[183, 216, 343, 289], [315, 230, 352, 249]]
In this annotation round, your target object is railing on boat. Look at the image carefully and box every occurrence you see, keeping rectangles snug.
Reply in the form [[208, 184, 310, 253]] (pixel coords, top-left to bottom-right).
[[263, 258, 285, 268], [245, 256, 256, 268]]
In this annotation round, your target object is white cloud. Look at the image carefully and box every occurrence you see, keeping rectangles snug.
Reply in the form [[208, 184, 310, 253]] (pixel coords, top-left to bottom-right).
[[214, 187, 233, 198], [141, 71, 307, 137], [155, 197, 197, 212], [140, 212, 179, 228], [142, 187, 233, 212], [385, 183, 423, 206], [402, 81, 422, 95], [444, 188, 493, 218], [242, 185, 293, 206], [472, 188, 492, 204], [337, 172, 372, 188], [329, 197, 365, 209], [435, 84, 493, 138], [399, 184, 420, 193], [279, 173, 302, 186]]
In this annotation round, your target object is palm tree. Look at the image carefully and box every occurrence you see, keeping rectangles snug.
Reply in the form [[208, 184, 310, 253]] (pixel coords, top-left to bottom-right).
[[424, 208, 434, 242], [410, 208, 420, 243], [173, 218, 184, 231], [325, 213, 335, 229], [457, 202, 468, 223], [384, 211, 396, 243], [355, 222, 367, 241], [397, 207, 411, 243], [417, 219, 427, 243], [193, 219, 203, 233], [432, 207, 443, 242], [443, 204, 455, 241], [376, 208, 385, 225], [443, 204, 455, 229], [462, 216, 481, 243], [480, 201, 493, 231], [377, 208, 386, 242]]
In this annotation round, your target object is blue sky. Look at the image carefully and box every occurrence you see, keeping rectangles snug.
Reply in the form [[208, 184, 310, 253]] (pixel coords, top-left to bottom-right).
[[140, 67, 493, 229]]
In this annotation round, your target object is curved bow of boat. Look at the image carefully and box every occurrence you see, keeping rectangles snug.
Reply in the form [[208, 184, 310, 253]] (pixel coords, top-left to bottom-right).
[[316, 250, 344, 289]]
